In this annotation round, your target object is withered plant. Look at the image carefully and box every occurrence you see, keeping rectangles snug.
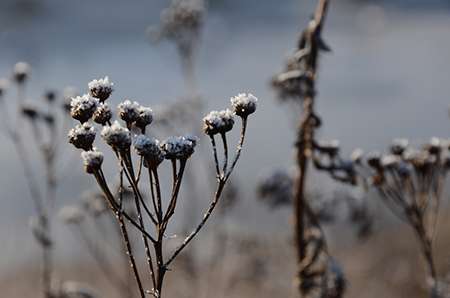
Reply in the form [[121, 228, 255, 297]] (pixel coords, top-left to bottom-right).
[[270, 1, 346, 297], [313, 137, 450, 297], [0, 62, 75, 298], [67, 76, 257, 298]]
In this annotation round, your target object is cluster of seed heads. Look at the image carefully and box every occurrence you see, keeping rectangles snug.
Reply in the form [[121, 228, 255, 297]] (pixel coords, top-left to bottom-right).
[[202, 92, 257, 136]]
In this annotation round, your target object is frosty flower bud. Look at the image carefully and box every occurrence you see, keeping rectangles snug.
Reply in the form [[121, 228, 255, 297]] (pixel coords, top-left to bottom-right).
[[390, 138, 409, 155], [101, 120, 132, 151], [0, 78, 10, 98], [230, 93, 258, 117], [426, 137, 442, 155], [203, 109, 234, 136], [367, 152, 381, 169], [58, 206, 85, 225], [351, 148, 364, 164], [81, 149, 104, 174], [135, 106, 153, 130], [161, 135, 197, 160], [13, 62, 31, 84], [381, 154, 400, 169], [68, 123, 96, 151], [118, 100, 140, 124], [88, 76, 114, 102], [134, 135, 164, 168], [70, 94, 98, 123], [93, 103, 112, 125]]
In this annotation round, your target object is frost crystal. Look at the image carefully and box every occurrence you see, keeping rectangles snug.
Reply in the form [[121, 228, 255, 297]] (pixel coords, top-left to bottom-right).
[[68, 123, 96, 151], [13, 62, 31, 84], [161, 135, 197, 160], [88, 76, 114, 102], [134, 135, 164, 167], [58, 206, 85, 224], [93, 103, 112, 125], [101, 120, 132, 150], [70, 94, 98, 123], [230, 93, 258, 117], [203, 109, 234, 135], [81, 149, 104, 174], [118, 100, 140, 124], [135, 106, 153, 130]]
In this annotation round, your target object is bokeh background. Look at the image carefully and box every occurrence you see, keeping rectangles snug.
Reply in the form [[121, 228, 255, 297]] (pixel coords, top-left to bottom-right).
[[1, 0, 450, 297]]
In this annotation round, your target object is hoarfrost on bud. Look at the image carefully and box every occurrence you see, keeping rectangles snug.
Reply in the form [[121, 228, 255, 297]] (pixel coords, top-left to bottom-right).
[[81, 149, 104, 174], [70, 94, 98, 123], [118, 100, 140, 124], [390, 138, 409, 155], [134, 134, 164, 167], [88, 76, 114, 102], [68, 123, 96, 151], [351, 148, 364, 164], [366, 152, 381, 169], [230, 93, 258, 117], [93, 103, 112, 125], [13, 62, 31, 84], [135, 105, 153, 129], [101, 120, 132, 150], [203, 109, 234, 135], [381, 154, 400, 169], [161, 135, 197, 160], [58, 206, 85, 224]]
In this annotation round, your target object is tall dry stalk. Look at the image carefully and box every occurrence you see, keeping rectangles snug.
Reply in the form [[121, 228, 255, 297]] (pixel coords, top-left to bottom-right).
[[271, 1, 346, 297]]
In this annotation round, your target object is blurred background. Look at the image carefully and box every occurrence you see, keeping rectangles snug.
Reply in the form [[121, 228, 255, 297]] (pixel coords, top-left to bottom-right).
[[1, 0, 450, 297]]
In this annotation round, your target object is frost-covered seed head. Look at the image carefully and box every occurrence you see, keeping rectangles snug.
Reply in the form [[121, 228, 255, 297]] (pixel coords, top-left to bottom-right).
[[161, 135, 197, 160], [13, 62, 31, 84], [88, 76, 114, 102], [134, 135, 164, 167], [118, 100, 140, 124], [70, 94, 98, 123], [381, 154, 400, 169], [351, 148, 364, 164], [203, 109, 234, 135], [0, 78, 10, 97], [62, 86, 78, 113], [68, 123, 96, 151], [101, 120, 132, 151], [230, 93, 258, 117], [366, 152, 381, 169], [93, 103, 112, 125], [427, 137, 442, 154], [81, 149, 104, 174], [58, 206, 85, 225], [390, 138, 409, 155], [135, 106, 153, 129]]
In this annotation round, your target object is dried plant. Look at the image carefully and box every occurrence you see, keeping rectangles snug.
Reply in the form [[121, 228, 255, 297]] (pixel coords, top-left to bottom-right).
[[270, 1, 346, 297], [0, 62, 75, 298], [67, 76, 257, 297], [313, 137, 450, 297]]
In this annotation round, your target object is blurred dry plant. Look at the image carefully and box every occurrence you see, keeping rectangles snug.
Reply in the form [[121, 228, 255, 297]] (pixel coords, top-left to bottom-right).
[[270, 1, 347, 297], [0, 62, 75, 298], [313, 137, 450, 297], [67, 76, 257, 298], [58, 189, 135, 298]]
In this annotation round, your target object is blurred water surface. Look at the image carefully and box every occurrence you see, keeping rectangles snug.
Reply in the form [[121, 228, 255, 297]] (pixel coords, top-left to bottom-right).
[[1, 0, 450, 269]]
